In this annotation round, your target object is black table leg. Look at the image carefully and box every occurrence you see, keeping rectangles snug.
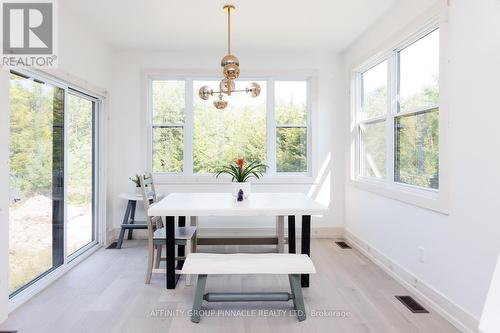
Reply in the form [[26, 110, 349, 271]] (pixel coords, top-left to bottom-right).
[[288, 215, 296, 254], [117, 200, 133, 249], [301, 215, 311, 287], [127, 201, 137, 240], [166, 216, 178, 289], [177, 216, 186, 270]]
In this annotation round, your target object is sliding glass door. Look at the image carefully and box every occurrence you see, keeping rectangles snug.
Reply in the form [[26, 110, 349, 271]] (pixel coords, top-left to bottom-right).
[[8, 71, 100, 297], [67, 92, 96, 255]]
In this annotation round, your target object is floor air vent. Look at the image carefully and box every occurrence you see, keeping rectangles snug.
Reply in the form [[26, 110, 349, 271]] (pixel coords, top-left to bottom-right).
[[106, 242, 118, 249], [335, 241, 351, 249], [395, 296, 429, 313]]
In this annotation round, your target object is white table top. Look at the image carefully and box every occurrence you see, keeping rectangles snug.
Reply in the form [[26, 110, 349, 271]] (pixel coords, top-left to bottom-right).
[[148, 192, 328, 217]]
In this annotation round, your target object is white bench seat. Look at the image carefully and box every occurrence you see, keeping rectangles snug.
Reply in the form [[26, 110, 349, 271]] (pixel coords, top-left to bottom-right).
[[183, 253, 316, 323], [182, 253, 316, 275]]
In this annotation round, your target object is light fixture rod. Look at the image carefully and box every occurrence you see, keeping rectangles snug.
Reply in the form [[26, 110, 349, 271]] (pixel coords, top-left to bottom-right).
[[227, 6, 231, 54], [223, 4, 235, 55]]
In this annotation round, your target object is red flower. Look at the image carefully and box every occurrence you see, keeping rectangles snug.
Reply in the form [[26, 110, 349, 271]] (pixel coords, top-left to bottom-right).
[[236, 158, 245, 169]]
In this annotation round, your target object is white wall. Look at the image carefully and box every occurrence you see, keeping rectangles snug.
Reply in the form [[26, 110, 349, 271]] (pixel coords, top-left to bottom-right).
[[480, 253, 500, 333], [107, 50, 345, 238], [0, 4, 112, 323], [343, 0, 500, 330]]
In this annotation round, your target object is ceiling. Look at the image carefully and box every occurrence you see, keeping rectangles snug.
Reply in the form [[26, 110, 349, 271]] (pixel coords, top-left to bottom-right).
[[62, 0, 399, 52]]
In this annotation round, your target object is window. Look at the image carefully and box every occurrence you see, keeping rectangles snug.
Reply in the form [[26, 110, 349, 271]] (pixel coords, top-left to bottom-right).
[[151, 80, 184, 173], [359, 61, 388, 179], [354, 27, 439, 191], [275, 81, 308, 173], [395, 29, 439, 189], [149, 78, 310, 176], [9, 70, 100, 297]]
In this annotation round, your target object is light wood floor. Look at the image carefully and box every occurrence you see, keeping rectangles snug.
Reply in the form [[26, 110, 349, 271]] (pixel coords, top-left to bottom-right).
[[0, 239, 459, 333]]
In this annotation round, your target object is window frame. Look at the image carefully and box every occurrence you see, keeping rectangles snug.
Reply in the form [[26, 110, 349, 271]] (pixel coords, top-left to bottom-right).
[[146, 76, 313, 180], [350, 20, 450, 214]]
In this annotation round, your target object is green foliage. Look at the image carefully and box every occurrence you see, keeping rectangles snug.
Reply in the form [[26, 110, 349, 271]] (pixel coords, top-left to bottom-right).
[[275, 95, 308, 172], [193, 97, 267, 173], [151, 81, 185, 173], [129, 173, 151, 187], [277, 127, 307, 172], [67, 93, 93, 204], [152, 127, 183, 173], [9, 74, 57, 196], [216, 160, 267, 182], [152, 80, 185, 123], [395, 112, 439, 189]]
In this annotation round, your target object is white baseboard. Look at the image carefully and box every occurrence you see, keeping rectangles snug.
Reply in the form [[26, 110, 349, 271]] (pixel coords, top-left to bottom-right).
[[107, 226, 343, 244], [344, 229, 478, 333]]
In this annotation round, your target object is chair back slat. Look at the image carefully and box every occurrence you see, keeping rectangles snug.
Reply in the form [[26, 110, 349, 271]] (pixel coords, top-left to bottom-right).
[[139, 173, 161, 242]]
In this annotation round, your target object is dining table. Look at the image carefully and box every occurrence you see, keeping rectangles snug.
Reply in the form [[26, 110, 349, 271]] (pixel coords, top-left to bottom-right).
[[147, 192, 329, 289]]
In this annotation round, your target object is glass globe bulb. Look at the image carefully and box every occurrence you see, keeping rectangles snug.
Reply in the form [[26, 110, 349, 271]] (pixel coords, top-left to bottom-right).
[[246, 82, 261, 97]]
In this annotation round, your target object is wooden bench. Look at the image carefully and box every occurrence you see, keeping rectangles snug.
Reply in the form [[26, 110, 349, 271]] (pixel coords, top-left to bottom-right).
[[181, 253, 316, 323]]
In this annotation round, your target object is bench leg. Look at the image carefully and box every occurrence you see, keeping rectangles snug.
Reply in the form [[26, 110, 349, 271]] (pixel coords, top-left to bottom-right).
[[289, 274, 306, 321], [191, 274, 207, 323]]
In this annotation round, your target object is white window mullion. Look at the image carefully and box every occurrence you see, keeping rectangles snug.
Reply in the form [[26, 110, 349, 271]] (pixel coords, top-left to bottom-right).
[[62, 87, 69, 263], [387, 51, 398, 184], [306, 79, 312, 175], [146, 79, 153, 172], [266, 79, 276, 176], [184, 78, 194, 175], [355, 72, 362, 178]]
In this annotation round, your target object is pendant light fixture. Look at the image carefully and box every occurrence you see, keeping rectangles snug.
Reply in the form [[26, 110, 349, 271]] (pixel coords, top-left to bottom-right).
[[198, 4, 261, 109]]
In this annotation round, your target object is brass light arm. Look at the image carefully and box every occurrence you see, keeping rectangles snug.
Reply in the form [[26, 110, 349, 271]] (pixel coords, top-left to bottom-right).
[[212, 89, 247, 95]]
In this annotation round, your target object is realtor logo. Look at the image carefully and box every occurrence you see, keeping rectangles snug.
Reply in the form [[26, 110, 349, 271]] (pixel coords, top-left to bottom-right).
[[1, 0, 57, 68]]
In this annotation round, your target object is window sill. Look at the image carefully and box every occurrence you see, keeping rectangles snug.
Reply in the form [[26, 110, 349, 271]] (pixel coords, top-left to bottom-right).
[[349, 177, 450, 215], [153, 173, 317, 185]]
